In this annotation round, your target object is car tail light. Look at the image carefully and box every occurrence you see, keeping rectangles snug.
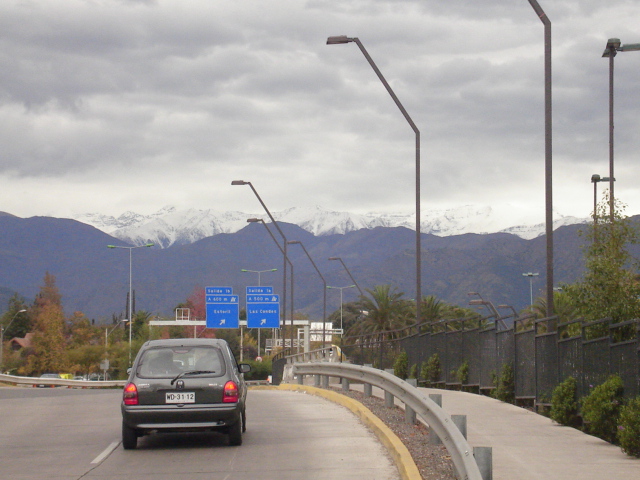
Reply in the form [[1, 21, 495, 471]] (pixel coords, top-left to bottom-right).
[[223, 381, 239, 403], [123, 383, 138, 405]]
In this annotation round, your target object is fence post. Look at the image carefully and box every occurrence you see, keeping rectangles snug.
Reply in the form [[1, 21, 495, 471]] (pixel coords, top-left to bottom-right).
[[452, 414, 467, 439]]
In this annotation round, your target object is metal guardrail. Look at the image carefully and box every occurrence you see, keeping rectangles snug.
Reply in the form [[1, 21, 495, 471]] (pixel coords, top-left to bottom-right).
[[291, 362, 485, 480], [0, 373, 126, 388]]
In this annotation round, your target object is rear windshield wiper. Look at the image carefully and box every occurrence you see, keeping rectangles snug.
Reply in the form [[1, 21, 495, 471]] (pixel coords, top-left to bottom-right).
[[170, 370, 216, 385]]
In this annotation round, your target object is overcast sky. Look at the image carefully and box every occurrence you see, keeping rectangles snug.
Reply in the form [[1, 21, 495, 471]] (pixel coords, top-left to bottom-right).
[[2, 0, 640, 226]]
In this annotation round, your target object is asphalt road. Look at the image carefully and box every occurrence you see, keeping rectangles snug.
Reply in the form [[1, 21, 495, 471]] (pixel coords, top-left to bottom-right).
[[0, 386, 399, 480]]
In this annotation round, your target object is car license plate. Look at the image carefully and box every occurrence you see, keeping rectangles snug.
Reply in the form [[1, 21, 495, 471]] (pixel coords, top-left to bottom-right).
[[166, 392, 195, 404]]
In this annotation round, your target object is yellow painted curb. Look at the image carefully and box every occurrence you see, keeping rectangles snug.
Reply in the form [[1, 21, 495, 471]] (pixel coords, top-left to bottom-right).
[[250, 384, 422, 480]]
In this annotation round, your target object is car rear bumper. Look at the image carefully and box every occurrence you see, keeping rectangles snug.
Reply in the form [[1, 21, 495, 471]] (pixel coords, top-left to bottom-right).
[[122, 403, 241, 432]]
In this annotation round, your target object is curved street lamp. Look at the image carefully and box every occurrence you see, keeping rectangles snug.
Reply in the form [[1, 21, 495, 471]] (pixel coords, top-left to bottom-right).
[[247, 218, 295, 351], [107, 242, 154, 366], [327, 35, 422, 325], [287, 240, 327, 351], [602, 38, 640, 222], [328, 257, 363, 296], [0, 309, 27, 371], [233, 180, 292, 351]]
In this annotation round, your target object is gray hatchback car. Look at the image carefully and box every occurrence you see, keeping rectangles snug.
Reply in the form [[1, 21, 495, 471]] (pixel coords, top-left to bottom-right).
[[121, 338, 250, 449]]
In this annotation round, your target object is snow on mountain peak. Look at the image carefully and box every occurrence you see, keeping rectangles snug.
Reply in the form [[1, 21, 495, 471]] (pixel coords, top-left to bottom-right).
[[72, 205, 589, 248]]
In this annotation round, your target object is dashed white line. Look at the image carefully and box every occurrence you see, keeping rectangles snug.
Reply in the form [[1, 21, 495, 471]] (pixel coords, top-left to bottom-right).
[[91, 441, 120, 464]]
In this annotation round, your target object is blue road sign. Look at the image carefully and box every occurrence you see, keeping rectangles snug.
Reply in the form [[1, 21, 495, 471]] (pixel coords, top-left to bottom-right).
[[206, 286, 233, 295], [206, 302, 239, 329], [205, 290, 239, 328], [246, 286, 274, 295], [246, 294, 280, 328]]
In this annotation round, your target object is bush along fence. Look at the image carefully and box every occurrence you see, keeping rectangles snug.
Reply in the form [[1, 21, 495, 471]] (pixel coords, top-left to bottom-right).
[[341, 315, 640, 456]]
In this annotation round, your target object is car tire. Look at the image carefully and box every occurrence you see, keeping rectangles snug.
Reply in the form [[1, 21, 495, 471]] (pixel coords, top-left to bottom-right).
[[228, 415, 243, 446], [122, 422, 138, 450]]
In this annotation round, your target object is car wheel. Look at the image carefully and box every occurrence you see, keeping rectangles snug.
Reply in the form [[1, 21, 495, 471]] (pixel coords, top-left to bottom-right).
[[228, 415, 243, 446], [122, 422, 138, 450]]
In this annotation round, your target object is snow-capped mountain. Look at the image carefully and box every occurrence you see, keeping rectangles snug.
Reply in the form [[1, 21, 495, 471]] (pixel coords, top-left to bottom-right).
[[72, 205, 589, 248]]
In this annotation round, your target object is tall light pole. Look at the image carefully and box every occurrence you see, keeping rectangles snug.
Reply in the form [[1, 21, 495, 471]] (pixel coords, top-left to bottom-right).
[[233, 180, 291, 351], [327, 285, 357, 332], [287, 240, 327, 351], [602, 38, 640, 222], [328, 257, 363, 296], [526, 0, 554, 317], [241, 267, 277, 356], [522, 272, 539, 311], [241, 268, 277, 287], [247, 218, 295, 351], [0, 309, 27, 372], [107, 242, 154, 366], [591, 174, 613, 241], [327, 35, 422, 325]]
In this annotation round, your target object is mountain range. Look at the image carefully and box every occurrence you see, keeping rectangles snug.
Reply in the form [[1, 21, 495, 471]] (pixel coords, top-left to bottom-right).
[[72, 205, 589, 248], [0, 208, 604, 324]]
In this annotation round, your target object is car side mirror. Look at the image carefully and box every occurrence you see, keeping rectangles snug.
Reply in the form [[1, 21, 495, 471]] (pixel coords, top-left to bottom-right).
[[239, 364, 251, 374]]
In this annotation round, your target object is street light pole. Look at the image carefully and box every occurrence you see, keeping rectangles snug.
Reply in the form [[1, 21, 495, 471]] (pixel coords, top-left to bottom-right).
[[522, 272, 539, 311], [602, 38, 640, 222], [327, 35, 422, 325], [233, 180, 292, 351], [0, 309, 27, 372], [247, 218, 295, 352], [287, 240, 327, 351], [107, 242, 154, 366], [241, 267, 277, 356], [328, 257, 363, 296], [526, 0, 554, 317], [327, 285, 357, 332]]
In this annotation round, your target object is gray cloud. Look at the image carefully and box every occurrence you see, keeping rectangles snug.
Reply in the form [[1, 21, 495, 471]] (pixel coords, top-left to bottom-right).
[[1, 0, 640, 223]]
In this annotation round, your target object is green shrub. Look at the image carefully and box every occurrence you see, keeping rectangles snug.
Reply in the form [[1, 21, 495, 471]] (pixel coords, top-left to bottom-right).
[[456, 360, 469, 385], [409, 363, 419, 380], [421, 353, 441, 385], [618, 396, 640, 457], [393, 350, 409, 379], [241, 358, 272, 381], [491, 363, 515, 404], [550, 376, 580, 427], [581, 375, 624, 444]]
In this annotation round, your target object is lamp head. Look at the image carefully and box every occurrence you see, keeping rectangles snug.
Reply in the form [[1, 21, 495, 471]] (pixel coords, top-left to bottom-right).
[[591, 174, 601, 183], [326, 35, 354, 45], [247, 218, 262, 223], [231, 180, 249, 186], [603, 38, 621, 58]]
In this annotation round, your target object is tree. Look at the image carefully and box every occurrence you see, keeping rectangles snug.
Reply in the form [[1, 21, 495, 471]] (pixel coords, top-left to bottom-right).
[[563, 195, 640, 323], [1, 293, 30, 339], [24, 273, 68, 375], [348, 285, 413, 337]]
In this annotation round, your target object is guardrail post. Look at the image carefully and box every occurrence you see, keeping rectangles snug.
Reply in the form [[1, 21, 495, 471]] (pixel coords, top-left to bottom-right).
[[341, 377, 350, 391], [429, 393, 443, 445], [321, 375, 329, 388], [314, 374, 321, 387], [405, 404, 416, 424], [473, 446, 493, 480], [364, 383, 372, 397], [452, 414, 467, 439], [384, 390, 394, 407], [297, 374, 304, 385]]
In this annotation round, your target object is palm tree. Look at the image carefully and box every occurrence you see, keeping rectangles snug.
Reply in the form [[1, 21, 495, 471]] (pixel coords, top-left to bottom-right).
[[348, 285, 413, 338]]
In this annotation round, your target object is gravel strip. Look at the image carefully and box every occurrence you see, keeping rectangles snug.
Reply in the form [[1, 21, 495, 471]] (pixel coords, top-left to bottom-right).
[[330, 386, 456, 480]]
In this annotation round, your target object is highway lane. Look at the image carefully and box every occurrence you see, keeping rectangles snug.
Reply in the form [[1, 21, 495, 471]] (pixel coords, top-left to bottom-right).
[[0, 387, 399, 480]]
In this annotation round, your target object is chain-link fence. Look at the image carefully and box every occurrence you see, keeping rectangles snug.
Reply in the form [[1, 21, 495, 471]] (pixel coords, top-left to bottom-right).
[[339, 315, 640, 406]]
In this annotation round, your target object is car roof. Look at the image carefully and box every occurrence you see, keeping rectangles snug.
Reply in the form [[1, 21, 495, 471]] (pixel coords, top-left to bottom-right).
[[141, 338, 229, 349]]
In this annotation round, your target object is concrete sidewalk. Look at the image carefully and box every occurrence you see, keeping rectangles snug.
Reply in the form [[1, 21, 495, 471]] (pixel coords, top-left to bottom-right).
[[350, 383, 640, 480]]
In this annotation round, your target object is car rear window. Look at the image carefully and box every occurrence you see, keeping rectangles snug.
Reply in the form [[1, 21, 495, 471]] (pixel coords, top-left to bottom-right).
[[136, 345, 226, 378]]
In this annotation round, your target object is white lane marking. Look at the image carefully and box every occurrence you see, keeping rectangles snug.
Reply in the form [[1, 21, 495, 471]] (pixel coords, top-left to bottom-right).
[[91, 441, 120, 464]]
